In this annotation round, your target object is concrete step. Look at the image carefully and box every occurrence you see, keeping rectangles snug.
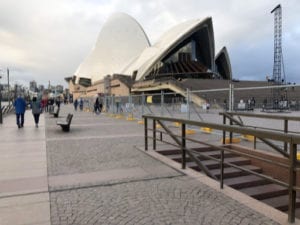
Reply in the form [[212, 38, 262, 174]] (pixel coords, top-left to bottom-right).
[[156, 147, 211, 156], [167, 151, 237, 162], [239, 184, 288, 200], [210, 165, 262, 179], [186, 157, 251, 170], [262, 195, 300, 211], [224, 175, 271, 189]]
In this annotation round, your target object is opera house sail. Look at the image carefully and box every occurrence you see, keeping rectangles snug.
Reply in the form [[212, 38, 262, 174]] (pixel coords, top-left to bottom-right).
[[67, 13, 231, 98]]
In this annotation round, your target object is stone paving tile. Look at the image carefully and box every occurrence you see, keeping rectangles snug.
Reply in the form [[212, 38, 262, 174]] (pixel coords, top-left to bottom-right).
[[46, 136, 178, 178], [50, 176, 279, 225]]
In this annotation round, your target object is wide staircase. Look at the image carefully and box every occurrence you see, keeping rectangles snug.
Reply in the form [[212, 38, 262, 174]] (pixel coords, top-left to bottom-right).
[[156, 147, 300, 218]]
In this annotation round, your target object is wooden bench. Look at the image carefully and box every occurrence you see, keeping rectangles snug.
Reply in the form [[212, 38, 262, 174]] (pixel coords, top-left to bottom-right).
[[57, 113, 73, 132]]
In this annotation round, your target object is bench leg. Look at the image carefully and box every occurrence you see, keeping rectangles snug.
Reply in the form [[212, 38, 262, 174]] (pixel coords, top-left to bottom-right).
[[62, 126, 70, 132]]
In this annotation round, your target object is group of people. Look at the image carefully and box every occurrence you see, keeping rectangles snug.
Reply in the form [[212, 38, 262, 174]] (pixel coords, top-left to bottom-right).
[[14, 94, 104, 129], [73, 97, 103, 114], [41, 97, 61, 112], [73, 98, 84, 111], [13, 95, 42, 128]]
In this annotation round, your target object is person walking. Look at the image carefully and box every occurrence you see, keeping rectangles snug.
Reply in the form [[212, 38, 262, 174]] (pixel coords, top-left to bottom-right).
[[79, 98, 84, 111], [31, 96, 42, 128], [74, 99, 78, 111], [94, 97, 100, 114], [14, 94, 27, 128]]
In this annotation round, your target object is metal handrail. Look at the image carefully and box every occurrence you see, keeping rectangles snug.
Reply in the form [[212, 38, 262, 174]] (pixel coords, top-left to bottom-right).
[[220, 111, 300, 121], [143, 115, 300, 143], [220, 111, 300, 153], [143, 114, 300, 223]]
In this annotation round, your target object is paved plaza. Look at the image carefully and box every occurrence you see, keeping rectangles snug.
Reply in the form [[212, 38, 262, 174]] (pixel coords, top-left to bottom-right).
[[0, 104, 299, 225]]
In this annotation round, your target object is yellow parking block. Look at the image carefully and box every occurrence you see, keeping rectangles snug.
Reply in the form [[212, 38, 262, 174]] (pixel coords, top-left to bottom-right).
[[201, 127, 212, 134], [222, 137, 241, 144], [186, 129, 196, 135], [137, 120, 144, 125], [174, 122, 181, 127], [243, 135, 255, 142]]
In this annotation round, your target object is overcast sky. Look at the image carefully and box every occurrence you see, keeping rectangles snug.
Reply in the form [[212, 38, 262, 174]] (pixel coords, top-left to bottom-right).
[[0, 0, 299, 88]]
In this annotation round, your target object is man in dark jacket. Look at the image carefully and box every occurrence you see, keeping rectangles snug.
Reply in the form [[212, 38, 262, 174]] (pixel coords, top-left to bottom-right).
[[14, 95, 27, 128]]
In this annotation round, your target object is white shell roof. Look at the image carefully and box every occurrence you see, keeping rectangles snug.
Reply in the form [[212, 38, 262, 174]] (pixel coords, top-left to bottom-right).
[[74, 15, 215, 84], [121, 17, 214, 80], [74, 13, 150, 83]]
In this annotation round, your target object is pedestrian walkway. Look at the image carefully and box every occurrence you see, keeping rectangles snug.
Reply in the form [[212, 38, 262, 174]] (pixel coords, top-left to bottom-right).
[[0, 105, 299, 225], [0, 111, 50, 225]]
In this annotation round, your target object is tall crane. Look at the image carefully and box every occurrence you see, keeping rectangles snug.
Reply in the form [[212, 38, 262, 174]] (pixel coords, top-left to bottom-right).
[[271, 4, 286, 108]]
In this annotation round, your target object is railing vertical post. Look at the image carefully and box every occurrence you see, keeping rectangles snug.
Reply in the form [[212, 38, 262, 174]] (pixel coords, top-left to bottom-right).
[[161, 90, 164, 116], [254, 136, 257, 149], [181, 123, 186, 169], [186, 89, 190, 120], [220, 149, 224, 189], [222, 115, 226, 144], [142, 92, 145, 116], [288, 142, 297, 223], [284, 119, 288, 152], [153, 119, 156, 150], [229, 83, 234, 112], [144, 117, 148, 151], [229, 119, 233, 143]]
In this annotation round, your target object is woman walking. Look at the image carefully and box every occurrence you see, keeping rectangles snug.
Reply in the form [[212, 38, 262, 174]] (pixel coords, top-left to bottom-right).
[[31, 97, 42, 128]]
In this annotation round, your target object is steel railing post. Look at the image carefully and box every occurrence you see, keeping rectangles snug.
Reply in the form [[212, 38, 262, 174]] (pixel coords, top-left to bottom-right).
[[161, 90, 164, 116], [220, 149, 224, 189], [142, 92, 145, 116], [182, 123, 186, 169], [229, 119, 233, 143], [153, 119, 156, 150], [284, 119, 288, 152], [187, 89, 190, 120], [288, 142, 297, 223], [144, 117, 148, 151], [222, 115, 226, 144]]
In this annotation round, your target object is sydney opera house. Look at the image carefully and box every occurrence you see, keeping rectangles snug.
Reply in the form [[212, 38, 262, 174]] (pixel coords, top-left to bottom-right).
[[66, 13, 233, 101]]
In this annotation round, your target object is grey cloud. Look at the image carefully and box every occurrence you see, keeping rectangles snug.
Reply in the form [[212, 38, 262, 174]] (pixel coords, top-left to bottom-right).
[[0, 0, 299, 87]]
